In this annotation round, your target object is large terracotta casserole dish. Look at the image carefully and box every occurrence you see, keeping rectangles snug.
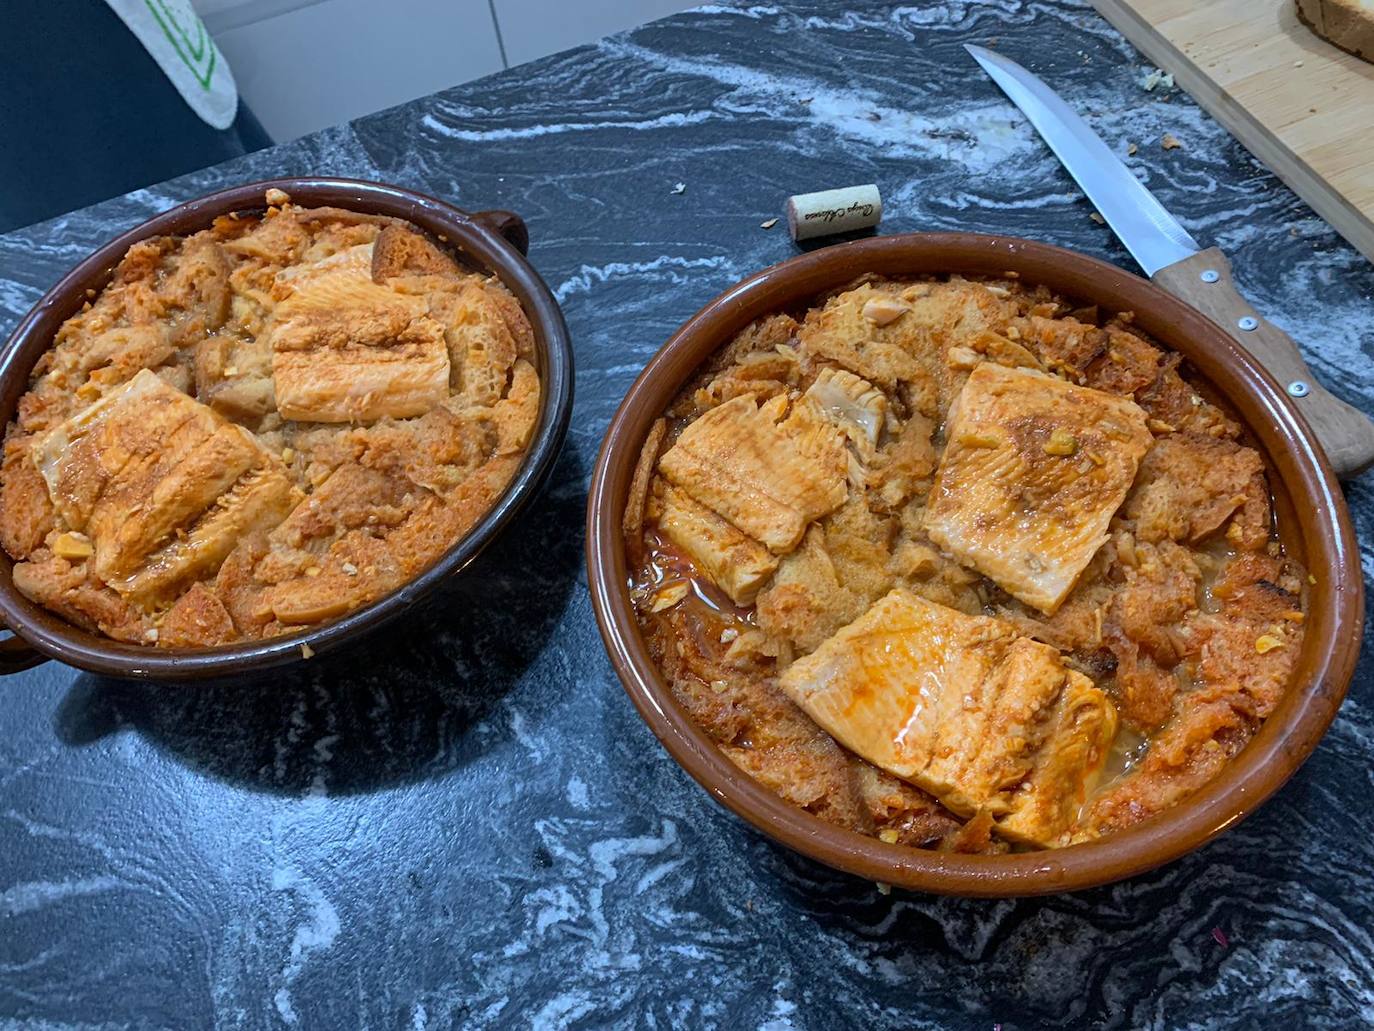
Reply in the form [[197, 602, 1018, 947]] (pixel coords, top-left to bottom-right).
[[586, 233, 1362, 897], [0, 177, 573, 680]]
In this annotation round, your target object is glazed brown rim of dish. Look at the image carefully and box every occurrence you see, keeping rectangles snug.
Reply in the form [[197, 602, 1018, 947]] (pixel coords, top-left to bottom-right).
[[0, 177, 573, 680], [585, 232, 1363, 897]]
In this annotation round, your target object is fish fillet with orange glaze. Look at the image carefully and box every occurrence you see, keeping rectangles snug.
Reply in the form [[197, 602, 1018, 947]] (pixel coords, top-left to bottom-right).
[[778, 588, 1116, 846], [657, 393, 847, 554], [924, 363, 1153, 614]]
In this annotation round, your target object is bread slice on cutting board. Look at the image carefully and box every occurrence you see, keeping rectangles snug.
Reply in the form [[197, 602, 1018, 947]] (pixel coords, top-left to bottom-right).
[[1296, 0, 1374, 62]]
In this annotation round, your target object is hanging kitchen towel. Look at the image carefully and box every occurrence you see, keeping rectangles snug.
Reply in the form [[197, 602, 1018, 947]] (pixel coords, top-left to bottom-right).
[[102, 0, 238, 129]]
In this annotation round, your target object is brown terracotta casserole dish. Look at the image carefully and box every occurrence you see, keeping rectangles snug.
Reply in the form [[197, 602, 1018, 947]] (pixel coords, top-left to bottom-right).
[[586, 233, 1362, 897], [0, 177, 572, 680]]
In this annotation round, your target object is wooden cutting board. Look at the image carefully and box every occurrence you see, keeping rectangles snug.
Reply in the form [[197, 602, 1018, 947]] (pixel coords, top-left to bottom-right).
[[1091, 0, 1374, 263]]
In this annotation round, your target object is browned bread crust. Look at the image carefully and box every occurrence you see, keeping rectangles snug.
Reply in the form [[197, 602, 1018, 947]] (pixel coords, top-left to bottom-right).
[[1296, 0, 1374, 63]]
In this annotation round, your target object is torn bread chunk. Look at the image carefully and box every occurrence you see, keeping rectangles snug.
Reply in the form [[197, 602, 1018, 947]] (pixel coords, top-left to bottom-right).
[[658, 393, 847, 554], [654, 481, 778, 606], [1122, 431, 1265, 544], [756, 524, 868, 657], [254, 463, 417, 626], [32, 370, 300, 604], [924, 363, 1152, 614], [778, 588, 1116, 846], [371, 224, 462, 280], [268, 258, 450, 423]]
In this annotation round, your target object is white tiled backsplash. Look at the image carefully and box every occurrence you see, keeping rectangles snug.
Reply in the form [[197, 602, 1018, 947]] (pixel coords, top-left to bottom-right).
[[192, 0, 693, 142]]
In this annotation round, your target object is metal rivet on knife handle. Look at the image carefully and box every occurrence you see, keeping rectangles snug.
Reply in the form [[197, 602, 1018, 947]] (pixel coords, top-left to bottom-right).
[[1288, 381, 1311, 398], [1200, 269, 1220, 283], [1238, 316, 1259, 331]]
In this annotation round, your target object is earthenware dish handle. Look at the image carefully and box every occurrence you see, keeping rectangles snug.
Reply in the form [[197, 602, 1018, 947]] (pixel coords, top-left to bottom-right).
[[0, 622, 48, 675], [471, 210, 529, 256]]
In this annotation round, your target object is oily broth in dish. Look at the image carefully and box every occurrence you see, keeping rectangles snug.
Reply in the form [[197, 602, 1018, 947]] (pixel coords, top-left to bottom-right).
[[0, 192, 540, 647], [625, 274, 1306, 852]]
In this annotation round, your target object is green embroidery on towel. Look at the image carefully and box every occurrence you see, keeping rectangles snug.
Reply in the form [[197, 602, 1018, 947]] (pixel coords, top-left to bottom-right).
[[143, 0, 216, 90]]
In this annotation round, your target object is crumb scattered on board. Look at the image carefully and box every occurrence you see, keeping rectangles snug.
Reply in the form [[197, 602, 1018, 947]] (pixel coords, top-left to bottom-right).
[[1090, 212, 1106, 225], [1162, 133, 1183, 150], [1127, 142, 1138, 155], [1142, 67, 1174, 91], [1211, 927, 1230, 948], [300, 642, 314, 659], [760, 217, 779, 230], [670, 182, 686, 195]]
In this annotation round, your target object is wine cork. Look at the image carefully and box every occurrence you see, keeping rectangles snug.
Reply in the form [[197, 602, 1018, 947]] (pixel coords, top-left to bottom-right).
[[785, 184, 882, 242]]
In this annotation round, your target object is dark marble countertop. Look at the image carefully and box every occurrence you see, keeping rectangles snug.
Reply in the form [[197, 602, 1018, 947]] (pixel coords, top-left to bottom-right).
[[1, 2, 1372, 1027]]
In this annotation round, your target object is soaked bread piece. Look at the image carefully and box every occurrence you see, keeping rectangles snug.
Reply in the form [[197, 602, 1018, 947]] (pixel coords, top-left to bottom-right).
[[756, 525, 867, 656], [0, 198, 540, 646], [0, 441, 54, 559], [1194, 552, 1303, 720], [630, 273, 1305, 853], [160, 582, 236, 647], [623, 418, 667, 549], [1101, 536, 1203, 730], [1084, 566, 1297, 831], [371, 222, 463, 280], [1077, 681, 1253, 839], [427, 280, 521, 406], [1123, 432, 1265, 544], [798, 279, 1014, 419]]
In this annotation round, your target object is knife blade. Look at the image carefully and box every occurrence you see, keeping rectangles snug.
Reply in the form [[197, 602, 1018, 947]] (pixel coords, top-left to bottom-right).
[[965, 44, 1198, 276], [964, 43, 1374, 478]]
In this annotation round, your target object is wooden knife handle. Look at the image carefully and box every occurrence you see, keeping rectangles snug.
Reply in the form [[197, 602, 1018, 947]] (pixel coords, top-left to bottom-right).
[[1153, 247, 1374, 479]]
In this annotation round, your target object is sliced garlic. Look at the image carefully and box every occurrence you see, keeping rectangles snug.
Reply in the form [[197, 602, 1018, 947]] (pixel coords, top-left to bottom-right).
[[861, 296, 909, 326]]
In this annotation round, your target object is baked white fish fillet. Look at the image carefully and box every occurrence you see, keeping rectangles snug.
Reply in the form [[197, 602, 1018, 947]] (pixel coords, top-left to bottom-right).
[[268, 257, 450, 423], [654, 482, 778, 606], [33, 369, 300, 603]]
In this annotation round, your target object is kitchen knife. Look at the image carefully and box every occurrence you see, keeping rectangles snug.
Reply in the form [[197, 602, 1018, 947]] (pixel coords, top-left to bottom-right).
[[965, 43, 1374, 479]]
